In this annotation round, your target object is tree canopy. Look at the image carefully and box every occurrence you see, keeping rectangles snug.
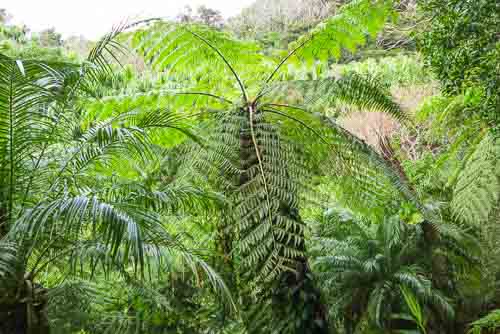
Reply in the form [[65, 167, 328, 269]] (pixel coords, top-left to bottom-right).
[[0, 1, 499, 333]]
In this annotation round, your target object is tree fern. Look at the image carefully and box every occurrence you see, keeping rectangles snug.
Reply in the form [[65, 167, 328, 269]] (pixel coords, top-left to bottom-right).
[[451, 132, 499, 225], [122, 2, 404, 332]]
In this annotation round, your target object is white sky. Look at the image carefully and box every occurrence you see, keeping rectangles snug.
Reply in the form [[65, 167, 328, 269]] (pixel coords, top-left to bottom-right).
[[2, 0, 255, 39]]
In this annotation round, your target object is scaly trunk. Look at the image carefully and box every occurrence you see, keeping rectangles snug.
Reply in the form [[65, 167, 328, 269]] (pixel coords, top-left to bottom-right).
[[272, 205, 329, 334], [239, 105, 329, 333]]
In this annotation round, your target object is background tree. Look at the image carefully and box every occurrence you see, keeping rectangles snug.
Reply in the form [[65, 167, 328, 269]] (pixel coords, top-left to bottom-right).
[[38, 28, 64, 48], [0, 8, 12, 24], [417, 0, 499, 125], [176, 5, 224, 28]]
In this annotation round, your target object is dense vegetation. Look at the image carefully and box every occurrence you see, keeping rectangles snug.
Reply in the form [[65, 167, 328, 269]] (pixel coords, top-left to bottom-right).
[[0, 0, 498, 333]]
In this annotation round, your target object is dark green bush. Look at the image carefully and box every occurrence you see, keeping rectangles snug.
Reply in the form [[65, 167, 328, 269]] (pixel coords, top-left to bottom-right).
[[417, 0, 499, 126]]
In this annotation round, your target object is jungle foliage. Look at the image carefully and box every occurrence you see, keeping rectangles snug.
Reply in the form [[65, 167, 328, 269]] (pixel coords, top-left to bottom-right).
[[0, 0, 498, 333]]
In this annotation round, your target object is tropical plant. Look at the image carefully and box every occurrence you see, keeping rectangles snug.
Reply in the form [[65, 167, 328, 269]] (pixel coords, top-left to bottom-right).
[[0, 27, 229, 333], [312, 212, 456, 333], [400, 285, 428, 334], [3, 0, 497, 333], [467, 309, 500, 334], [417, 0, 499, 124], [123, 1, 432, 332]]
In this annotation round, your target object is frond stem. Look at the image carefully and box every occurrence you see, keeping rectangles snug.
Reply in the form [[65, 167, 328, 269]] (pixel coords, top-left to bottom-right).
[[263, 108, 330, 146], [263, 103, 309, 113], [175, 92, 233, 104], [185, 28, 248, 103], [247, 104, 273, 238], [256, 35, 313, 101]]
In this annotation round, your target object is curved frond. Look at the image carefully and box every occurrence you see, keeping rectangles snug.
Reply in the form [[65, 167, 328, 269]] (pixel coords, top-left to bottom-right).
[[131, 23, 269, 97], [263, 74, 406, 122], [451, 132, 499, 225], [0, 241, 18, 285], [289, 0, 395, 63], [0, 54, 69, 224]]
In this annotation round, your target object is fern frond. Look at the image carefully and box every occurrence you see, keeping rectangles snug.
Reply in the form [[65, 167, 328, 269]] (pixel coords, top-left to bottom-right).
[[289, 0, 395, 63], [451, 132, 499, 225], [131, 23, 270, 97], [263, 74, 405, 122]]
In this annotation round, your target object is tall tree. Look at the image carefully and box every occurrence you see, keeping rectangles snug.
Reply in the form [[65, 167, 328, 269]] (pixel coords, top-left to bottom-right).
[[131, 0, 400, 331]]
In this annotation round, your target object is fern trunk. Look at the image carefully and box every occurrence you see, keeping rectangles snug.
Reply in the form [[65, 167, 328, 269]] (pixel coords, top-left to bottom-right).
[[238, 106, 329, 333], [275, 247, 330, 333]]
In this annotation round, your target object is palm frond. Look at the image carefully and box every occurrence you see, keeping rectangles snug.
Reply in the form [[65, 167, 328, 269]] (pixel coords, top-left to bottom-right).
[[0, 54, 69, 225], [12, 195, 158, 271], [0, 241, 19, 285]]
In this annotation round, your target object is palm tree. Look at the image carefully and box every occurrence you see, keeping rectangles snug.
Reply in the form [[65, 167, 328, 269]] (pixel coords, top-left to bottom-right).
[[129, 0, 402, 332], [312, 212, 455, 333], [0, 28, 228, 333]]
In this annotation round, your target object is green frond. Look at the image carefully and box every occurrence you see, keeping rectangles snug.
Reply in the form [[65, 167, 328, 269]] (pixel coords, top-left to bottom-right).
[[451, 132, 500, 225], [13, 195, 158, 271], [367, 282, 392, 328], [44, 248, 234, 333], [78, 24, 129, 97], [426, 289, 455, 321], [0, 241, 19, 285], [263, 74, 406, 122], [313, 213, 457, 329], [394, 270, 428, 297], [131, 22, 269, 97], [0, 26, 128, 225], [467, 309, 500, 334], [0, 54, 70, 224], [316, 254, 364, 271], [289, 0, 395, 63], [262, 105, 415, 216]]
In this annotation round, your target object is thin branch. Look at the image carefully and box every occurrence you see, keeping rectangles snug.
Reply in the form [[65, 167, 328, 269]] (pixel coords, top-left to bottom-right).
[[97, 90, 233, 105], [31, 247, 75, 280]]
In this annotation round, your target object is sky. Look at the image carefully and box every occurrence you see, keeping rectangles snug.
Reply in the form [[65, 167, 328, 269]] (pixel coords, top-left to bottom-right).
[[2, 0, 255, 39]]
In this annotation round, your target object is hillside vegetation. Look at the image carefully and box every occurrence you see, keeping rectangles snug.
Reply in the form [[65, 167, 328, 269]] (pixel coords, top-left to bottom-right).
[[0, 0, 498, 333]]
